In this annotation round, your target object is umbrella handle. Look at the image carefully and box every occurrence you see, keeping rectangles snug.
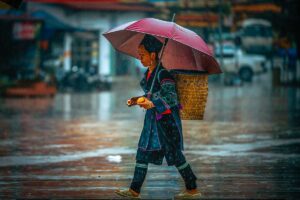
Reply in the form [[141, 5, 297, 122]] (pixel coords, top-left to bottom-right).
[[148, 14, 176, 97]]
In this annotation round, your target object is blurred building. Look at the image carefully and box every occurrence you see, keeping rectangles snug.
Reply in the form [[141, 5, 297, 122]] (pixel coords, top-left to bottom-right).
[[0, 10, 43, 81], [0, 0, 299, 82], [24, 0, 158, 78]]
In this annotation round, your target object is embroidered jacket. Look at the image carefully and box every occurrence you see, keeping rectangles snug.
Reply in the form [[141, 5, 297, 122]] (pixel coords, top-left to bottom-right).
[[138, 64, 184, 151]]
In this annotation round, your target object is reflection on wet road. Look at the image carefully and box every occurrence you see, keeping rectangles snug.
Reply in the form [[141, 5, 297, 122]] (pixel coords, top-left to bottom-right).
[[0, 74, 299, 199]]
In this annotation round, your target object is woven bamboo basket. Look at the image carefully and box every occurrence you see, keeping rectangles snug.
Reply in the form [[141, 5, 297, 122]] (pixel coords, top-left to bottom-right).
[[172, 71, 208, 120]]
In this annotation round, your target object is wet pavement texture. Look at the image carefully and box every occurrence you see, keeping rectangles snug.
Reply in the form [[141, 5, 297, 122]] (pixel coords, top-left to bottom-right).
[[0, 73, 300, 199]]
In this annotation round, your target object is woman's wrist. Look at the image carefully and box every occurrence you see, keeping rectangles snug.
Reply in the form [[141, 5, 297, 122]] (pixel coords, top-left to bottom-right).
[[150, 101, 155, 108]]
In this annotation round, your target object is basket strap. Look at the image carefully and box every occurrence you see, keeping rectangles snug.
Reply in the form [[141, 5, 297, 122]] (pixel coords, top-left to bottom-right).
[[157, 68, 167, 84]]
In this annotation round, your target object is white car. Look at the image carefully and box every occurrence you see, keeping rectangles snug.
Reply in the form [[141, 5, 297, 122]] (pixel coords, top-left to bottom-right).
[[214, 42, 267, 82], [238, 19, 273, 55]]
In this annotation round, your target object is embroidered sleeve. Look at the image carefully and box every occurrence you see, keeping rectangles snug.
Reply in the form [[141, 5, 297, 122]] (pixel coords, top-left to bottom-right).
[[151, 70, 179, 113]]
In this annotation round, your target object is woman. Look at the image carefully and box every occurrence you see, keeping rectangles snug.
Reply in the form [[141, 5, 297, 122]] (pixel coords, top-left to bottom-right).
[[115, 34, 201, 199]]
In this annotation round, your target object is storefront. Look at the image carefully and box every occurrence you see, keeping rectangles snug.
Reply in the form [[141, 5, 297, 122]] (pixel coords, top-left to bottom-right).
[[0, 15, 43, 80], [26, 0, 157, 78]]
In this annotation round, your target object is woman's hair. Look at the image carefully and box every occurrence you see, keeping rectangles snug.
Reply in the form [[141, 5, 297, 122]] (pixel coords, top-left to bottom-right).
[[139, 34, 163, 57]]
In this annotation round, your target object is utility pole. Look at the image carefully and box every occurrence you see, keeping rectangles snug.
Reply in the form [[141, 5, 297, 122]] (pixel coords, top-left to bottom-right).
[[218, 0, 224, 84]]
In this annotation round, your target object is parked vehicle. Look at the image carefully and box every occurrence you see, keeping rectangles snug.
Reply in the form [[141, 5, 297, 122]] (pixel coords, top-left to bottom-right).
[[209, 32, 237, 44], [237, 19, 273, 55], [214, 42, 267, 82], [58, 68, 112, 92]]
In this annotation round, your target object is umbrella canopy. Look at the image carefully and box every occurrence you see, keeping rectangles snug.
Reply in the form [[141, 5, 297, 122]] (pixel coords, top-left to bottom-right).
[[103, 18, 222, 74]]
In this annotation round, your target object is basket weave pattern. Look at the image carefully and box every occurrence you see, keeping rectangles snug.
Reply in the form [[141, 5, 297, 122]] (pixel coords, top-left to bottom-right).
[[173, 73, 208, 120]]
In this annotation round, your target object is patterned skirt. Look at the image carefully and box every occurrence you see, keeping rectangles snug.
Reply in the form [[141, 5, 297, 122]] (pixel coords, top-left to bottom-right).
[[136, 114, 186, 166]]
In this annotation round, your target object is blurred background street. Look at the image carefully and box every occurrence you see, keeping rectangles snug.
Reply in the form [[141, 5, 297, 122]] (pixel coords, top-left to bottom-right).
[[1, 73, 300, 199], [0, 0, 300, 199]]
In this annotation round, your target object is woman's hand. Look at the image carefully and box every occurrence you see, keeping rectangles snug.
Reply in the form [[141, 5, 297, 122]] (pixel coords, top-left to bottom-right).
[[126, 96, 142, 106], [137, 98, 155, 109], [126, 99, 132, 106]]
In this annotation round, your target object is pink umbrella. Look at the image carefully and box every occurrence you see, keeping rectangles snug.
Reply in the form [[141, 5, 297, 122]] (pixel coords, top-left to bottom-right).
[[103, 17, 221, 74]]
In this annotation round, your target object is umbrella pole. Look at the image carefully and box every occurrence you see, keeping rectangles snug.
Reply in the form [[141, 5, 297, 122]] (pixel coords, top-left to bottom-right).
[[147, 38, 168, 98], [148, 14, 176, 98]]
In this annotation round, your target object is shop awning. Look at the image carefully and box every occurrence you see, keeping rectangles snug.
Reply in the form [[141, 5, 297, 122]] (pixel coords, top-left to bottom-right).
[[30, 10, 83, 31], [25, 0, 157, 12]]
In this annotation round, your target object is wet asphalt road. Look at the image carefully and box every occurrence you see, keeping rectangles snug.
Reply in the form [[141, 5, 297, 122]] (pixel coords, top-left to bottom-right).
[[0, 72, 300, 199]]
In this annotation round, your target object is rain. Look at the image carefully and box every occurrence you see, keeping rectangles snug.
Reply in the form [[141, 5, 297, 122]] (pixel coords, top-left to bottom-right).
[[0, 0, 300, 199]]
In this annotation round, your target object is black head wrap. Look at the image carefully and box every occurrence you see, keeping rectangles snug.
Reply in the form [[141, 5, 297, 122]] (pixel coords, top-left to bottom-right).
[[139, 34, 163, 55]]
